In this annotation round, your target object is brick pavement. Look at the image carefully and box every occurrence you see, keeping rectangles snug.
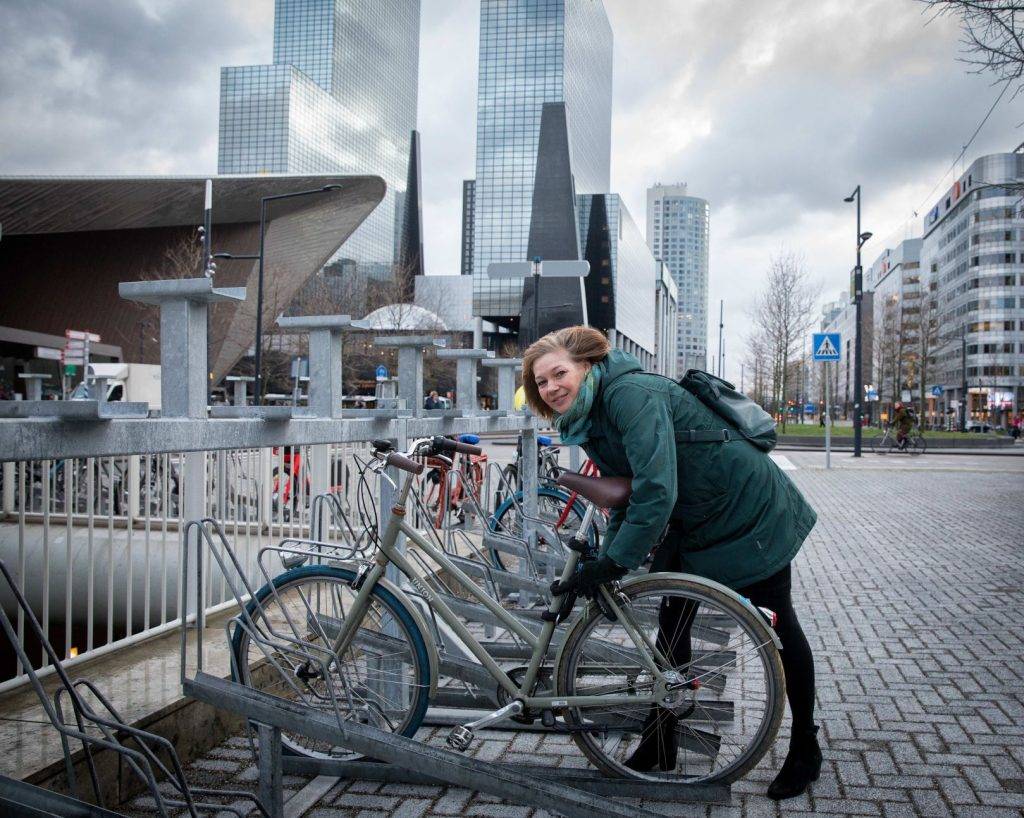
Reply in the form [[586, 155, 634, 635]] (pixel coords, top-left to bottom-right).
[[126, 456, 1024, 817]]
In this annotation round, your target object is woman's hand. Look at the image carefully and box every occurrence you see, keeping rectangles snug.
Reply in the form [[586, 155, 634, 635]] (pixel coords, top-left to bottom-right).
[[551, 555, 627, 597]]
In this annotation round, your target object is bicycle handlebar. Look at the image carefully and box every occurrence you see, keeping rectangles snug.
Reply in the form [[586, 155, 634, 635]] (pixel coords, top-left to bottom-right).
[[431, 435, 483, 456], [385, 452, 425, 475]]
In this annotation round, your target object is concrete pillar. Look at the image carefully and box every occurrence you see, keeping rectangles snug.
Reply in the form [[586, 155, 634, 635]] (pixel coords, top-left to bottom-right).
[[373, 336, 448, 416], [226, 375, 254, 407], [481, 358, 522, 412], [277, 315, 366, 419], [436, 348, 494, 415], [119, 278, 246, 621]]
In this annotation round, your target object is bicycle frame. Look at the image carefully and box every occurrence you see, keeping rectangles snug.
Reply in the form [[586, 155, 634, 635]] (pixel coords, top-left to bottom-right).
[[328, 463, 676, 712]]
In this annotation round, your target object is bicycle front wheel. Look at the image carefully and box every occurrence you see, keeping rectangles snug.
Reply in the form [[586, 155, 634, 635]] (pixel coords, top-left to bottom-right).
[[910, 435, 926, 456], [555, 575, 785, 784], [231, 565, 432, 759]]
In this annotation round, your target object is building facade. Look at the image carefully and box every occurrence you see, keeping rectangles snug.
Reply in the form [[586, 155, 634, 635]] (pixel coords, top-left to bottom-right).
[[645, 183, 709, 374], [577, 193, 660, 370], [866, 238, 924, 414], [654, 261, 679, 378], [218, 0, 420, 281], [460, 180, 475, 276], [922, 151, 1024, 427], [471, 0, 612, 322]]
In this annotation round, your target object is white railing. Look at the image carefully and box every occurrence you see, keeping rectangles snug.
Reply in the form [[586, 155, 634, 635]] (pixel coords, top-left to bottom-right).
[[0, 443, 377, 691]]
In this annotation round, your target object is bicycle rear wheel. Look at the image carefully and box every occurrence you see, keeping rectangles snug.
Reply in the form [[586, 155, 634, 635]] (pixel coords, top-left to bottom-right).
[[555, 575, 785, 784], [231, 565, 432, 759]]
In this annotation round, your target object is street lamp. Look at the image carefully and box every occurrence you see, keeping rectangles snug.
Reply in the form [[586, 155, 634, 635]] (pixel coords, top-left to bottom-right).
[[843, 185, 871, 457], [214, 183, 343, 401]]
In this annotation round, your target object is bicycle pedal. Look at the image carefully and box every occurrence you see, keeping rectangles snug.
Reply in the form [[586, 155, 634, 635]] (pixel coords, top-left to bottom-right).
[[446, 724, 474, 752]]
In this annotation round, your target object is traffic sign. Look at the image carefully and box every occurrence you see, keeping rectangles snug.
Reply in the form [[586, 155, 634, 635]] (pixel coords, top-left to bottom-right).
[[375, 365, 388, 381], [931, 385, 943, 397], [811, 333, 841, 361], [804, 403, 815, 414]]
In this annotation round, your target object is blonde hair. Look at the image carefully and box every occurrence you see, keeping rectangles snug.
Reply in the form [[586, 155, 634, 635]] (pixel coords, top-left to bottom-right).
[[522, 326, 611, 419]]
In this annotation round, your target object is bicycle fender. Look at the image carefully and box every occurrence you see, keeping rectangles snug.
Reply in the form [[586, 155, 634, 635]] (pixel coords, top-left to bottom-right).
[[622, 572, 783, 651], [333, 561, 440, 698]]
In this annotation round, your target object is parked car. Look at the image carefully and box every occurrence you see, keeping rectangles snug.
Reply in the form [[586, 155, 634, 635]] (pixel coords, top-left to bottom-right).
[[964, 420, 992, 433]]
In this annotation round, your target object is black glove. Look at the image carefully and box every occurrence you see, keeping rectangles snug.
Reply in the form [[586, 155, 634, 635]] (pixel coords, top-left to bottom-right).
[[551, 555, 627, 597]]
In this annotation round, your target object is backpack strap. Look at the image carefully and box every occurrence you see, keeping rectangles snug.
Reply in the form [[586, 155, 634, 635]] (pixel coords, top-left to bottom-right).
[[681, 429, 733, 443]]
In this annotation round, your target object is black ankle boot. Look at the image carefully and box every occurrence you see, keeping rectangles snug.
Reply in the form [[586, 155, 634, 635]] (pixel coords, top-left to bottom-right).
[[624, 706, 679, 772], [767, 725, 822, 800]]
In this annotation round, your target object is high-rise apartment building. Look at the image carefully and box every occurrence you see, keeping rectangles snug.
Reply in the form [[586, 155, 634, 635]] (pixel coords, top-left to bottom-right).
[[218, 0, 420, 280], [923, 151, 1024, 425], [472, 0, 613, 322], [646, 183, 710, 373]]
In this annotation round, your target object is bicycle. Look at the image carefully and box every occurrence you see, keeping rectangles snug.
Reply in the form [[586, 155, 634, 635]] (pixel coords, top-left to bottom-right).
[[872, 425, 926, 456], [231, 435, 785, 784]]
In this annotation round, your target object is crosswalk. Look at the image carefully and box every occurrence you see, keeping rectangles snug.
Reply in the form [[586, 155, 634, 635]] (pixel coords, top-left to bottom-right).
[[769, 453, 798, 471]]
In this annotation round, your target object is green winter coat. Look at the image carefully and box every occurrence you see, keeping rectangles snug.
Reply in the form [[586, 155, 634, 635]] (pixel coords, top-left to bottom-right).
[[578, 350, 817, 589]]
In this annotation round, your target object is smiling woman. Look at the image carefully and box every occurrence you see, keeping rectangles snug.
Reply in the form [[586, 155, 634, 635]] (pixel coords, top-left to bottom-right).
[[521, 324, 822, 801]]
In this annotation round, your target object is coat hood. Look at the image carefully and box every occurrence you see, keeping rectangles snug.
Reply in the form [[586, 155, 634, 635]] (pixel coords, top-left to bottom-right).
[[599, 348, 644, 387]]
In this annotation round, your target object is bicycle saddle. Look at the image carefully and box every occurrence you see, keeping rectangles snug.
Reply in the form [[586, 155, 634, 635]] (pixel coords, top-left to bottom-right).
[[556, 472, 632, 509]]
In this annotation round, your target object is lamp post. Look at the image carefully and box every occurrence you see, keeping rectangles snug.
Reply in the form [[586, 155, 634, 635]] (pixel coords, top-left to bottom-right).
[[843, 185, 873, 457], [214, 184, 342, 402]]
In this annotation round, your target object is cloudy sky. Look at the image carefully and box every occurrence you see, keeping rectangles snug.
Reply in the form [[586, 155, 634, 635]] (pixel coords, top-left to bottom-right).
[[1, 0, 1020, 371]]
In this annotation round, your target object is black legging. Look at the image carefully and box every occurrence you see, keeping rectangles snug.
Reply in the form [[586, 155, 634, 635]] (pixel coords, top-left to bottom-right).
[[651, 547, 817, 734]]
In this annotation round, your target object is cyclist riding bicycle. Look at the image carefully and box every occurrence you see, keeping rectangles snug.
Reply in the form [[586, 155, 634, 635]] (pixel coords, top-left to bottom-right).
[[893, 402, 915, 450], [522, 325, 821, 801]]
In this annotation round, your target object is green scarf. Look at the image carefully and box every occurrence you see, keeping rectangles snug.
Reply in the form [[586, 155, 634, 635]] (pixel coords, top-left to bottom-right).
[[552, 363, 602, 445]]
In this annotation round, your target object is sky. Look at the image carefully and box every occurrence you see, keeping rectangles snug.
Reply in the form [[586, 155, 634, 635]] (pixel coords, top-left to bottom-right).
[[1, 0, 1020, 373]]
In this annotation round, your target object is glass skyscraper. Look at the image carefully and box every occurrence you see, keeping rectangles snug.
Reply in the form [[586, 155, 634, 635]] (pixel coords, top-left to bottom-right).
[[472, 0, 612, 321], [646, 183, 709, 373], [218, 0, 420, 280]]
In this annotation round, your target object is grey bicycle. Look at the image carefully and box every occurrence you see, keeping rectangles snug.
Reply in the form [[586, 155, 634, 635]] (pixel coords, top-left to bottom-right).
[[231, 435, 786, 784]]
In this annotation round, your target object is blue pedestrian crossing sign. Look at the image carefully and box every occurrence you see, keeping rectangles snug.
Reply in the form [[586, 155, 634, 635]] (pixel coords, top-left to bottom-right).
[[811, 333, 841, 361], [931, 385, 943, 397], [375, 364, 388, 381]]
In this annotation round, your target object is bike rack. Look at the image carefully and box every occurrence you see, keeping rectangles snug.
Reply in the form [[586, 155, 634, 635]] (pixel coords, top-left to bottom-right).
[[179, 518, 691, 817]]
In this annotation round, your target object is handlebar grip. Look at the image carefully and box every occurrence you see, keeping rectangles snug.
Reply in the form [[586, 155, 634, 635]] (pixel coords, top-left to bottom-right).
[[386, 452, 425, 475], [432, 435, 483, 456]]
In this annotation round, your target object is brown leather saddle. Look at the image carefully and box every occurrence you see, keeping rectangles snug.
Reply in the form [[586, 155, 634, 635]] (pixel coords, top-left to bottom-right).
[[556, 472, 632, 509]]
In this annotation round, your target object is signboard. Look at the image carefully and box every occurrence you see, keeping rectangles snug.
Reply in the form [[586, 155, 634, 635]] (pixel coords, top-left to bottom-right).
[[375, 365, 388, 381], [811, 333, 841, 361], [35, 346, 62, 361], [65, 330, 101, 342], [931, 385, 943, 397], [804, 403, 815, 414]]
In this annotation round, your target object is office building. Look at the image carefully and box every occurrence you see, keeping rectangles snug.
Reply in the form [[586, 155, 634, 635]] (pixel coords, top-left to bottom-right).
[[922, 151, 1024, 425], [461, 180, 475, 276], [865, 239, 924, 412], [471, 0, 613, 323], [646, 183, 709, 373], [655, 261, 679, 378], [577, 193, 662, 370], [218, 0, 420, 281]]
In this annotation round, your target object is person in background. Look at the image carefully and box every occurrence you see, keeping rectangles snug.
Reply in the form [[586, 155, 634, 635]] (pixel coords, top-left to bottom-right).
[[892, 402, 915, 450], [424, 390, 441, 410]]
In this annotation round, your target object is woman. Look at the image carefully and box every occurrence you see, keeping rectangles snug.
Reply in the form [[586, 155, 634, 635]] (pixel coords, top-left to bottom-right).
[[523, 326, 821, 800]]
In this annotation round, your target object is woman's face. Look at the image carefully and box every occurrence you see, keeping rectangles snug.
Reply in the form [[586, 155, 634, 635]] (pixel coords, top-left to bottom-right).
[[533, 348, 591, 414]]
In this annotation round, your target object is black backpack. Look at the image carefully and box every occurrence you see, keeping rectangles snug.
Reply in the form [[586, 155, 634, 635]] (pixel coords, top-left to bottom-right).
[[676, 370, 777, 452]]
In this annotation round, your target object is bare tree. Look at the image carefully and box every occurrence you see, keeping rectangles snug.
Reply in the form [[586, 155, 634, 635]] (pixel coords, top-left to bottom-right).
[[750, 251, 821, 432], [920, 1, 1024, 95]]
